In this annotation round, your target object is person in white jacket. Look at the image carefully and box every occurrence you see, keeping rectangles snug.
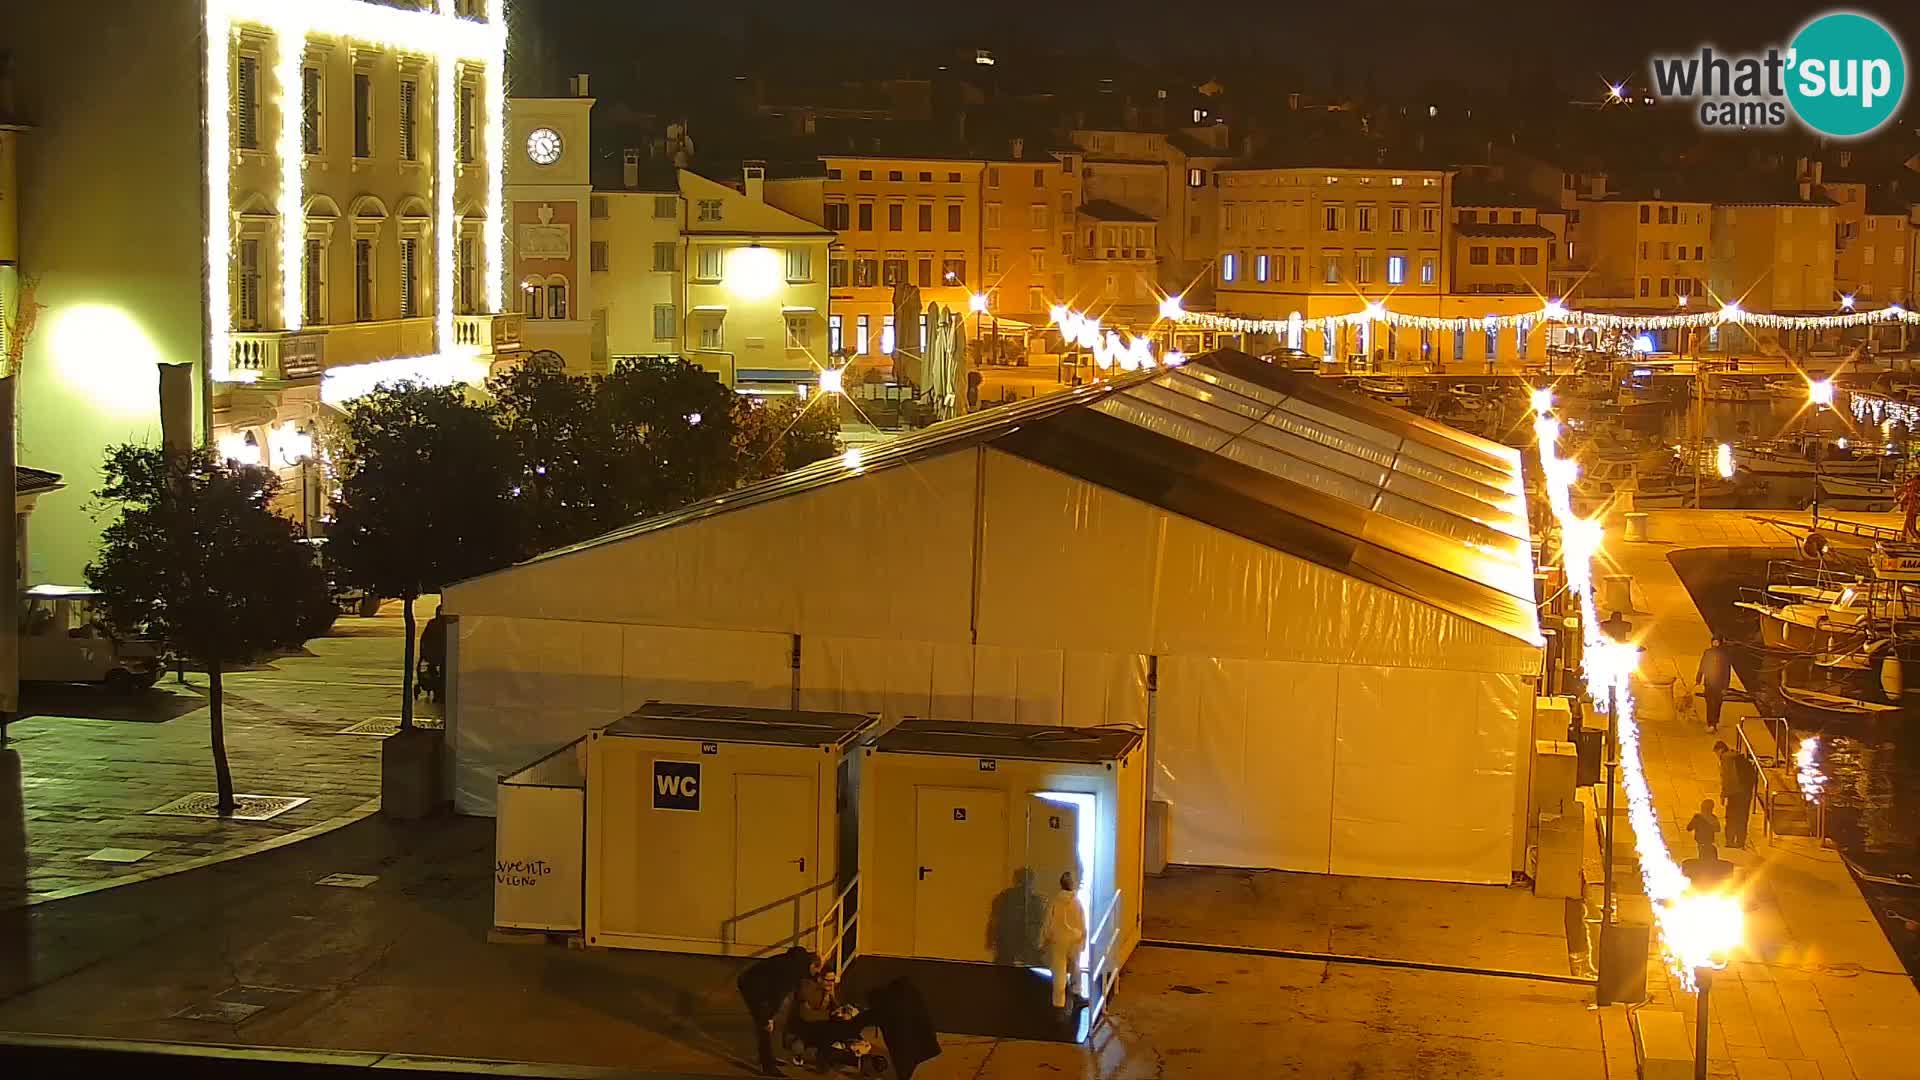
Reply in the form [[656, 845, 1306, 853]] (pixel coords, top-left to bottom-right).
[[1040, 870, 1087, 1010]]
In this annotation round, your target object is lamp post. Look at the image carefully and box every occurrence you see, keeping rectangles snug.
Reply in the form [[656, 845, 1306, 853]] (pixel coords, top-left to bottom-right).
[[1694, 966, 1714, 1080], [1809, 378, 1834, 523], [969, 291, 989, 372]]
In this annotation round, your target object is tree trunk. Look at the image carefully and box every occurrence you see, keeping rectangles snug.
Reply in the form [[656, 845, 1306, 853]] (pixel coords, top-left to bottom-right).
[[400, 595, 416, 732], [209, 661, 235, 815]]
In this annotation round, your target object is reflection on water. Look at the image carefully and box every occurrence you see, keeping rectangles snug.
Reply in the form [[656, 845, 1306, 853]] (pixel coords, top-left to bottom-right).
[[1670, 546, 1920, 981]]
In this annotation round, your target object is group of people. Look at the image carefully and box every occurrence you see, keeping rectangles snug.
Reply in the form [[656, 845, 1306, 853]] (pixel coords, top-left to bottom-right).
[[736, 946, 939, 1078], [1687, 741, 1759, 866]]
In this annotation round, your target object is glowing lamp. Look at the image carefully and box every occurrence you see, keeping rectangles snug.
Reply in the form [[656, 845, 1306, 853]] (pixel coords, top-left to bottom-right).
[[818, 366, 845, 395], [1719, 301, 1744, 322], [1632, 333, 1655, 353], [1048, 304, 1069, 327], [724, 245, 782, 299], [1716, 443, 1733, 479], [217, 430, 262, 467], [1842, 294, 1857, 311], [969, 293, 991, 314], [269, 422, 313, 467], [1662, 890, 1745, 974], [1158, 294, 1185, 321], [1542, 299, 1569, 321], [1809, 379, 1834, 407], [1529, 387, 1554, 415], [1364, 300, 1387, 322], [841, 447, 864, 470]]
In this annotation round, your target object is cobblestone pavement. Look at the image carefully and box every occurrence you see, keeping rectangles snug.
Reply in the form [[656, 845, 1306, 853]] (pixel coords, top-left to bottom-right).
[[0, 600, 437, 907]]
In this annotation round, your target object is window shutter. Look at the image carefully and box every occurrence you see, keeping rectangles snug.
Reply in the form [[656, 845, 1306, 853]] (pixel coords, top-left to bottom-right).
[[399, 79, 417, 161], [400, 239, 416, 318], [236, 56, 259, 149], [301, 67, 321, 154]]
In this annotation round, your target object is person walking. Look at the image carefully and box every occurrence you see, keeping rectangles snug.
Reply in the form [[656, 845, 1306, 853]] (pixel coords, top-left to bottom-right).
[[1040, 871, 1087, 1013], [1687, 798, 1721, 864], [1725, 747, 1758, 849], [738, 946, 817, 1077], [1600, 610, 1634, 643], [1697, 637, 1733, 732]]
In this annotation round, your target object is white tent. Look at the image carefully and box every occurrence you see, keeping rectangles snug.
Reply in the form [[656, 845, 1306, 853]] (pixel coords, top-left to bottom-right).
[[443, 352, 1542, 884]]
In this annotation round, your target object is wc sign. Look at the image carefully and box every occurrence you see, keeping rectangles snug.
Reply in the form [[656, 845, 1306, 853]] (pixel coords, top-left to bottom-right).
[[652, 760, 701, 811]]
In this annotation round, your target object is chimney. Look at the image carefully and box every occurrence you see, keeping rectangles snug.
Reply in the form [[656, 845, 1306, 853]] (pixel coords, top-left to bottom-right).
[[1799, 177, 1811, 201], [1813, 160, 1824, 185], [743, 160, 766, 202], [569, 73, 591, 98], [623, 148, 640, 190], [1009, 136, 1024, 159]]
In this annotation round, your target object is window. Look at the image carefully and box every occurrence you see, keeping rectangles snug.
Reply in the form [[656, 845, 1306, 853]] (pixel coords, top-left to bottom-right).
[[888, 203, 903, 231], [1639, 277, 1650, 297], [697, 199, 723, 223], [1469, 246, 1489, 265], [590, 196, 608, 219], [786, 315, 810, 349], [1865, 246, 1877, 266], [947, 204, 961, 231], [826, 168, 843, 181], [1519, 247, 1539, 265], [1638, 242, 1648, 259], [1495, 247, 1515, 265], [985, 249, 1003, 274], [235, 54, 260, 150], [1356, 253, 1374, 283], [1421, 206, 1438, 232], [856, 314, 870, 354], [888, 170, 903, 182], [458, 235, 475, 313], [1255, 253, 1269, 282], [544, 284, 566, 324], [825, 203, 850, 230], [942, 257, 966, 285], [1356, 206, 1375, 232], [858, 170, 873, 181], [987, 167, 1000, 188], [303, 239, 325, 323], [828, 314, 843, 353], [1659, 278, 1670, 297], [352, 71, 372, 157], [590, 241, 609, 273], [1694, 245, 1705, 260], [698, 319, 722, 350], [786, 248, 812, 282], [881, 255, 907, 286], [1188, 168, 1205, 187], [1390, 206, 1406, 232], [458, 80, 476, 163], [653, 304, 676, 341], [398, 77, 418, 161], [1639, 205, 1651, 224], [1060, 233, 1072, 256], [854, 258, 878, 287], [1322, 252, 1341, 283], [1221, 252, 1237, 282], [1658, 206, 1673, 224], [918, 203, 932, 231], [696, 246, 722, 280], [236, 238, 261, 327], [354, 239, 373, 321], [399, 238, 420, 317], [857, 204, 874, 231], [1032, 168, 1045, 188], [1419, 255, 1436, 284], [948, 172, 961, 183], [985, 203, 1002, 229], [1453, 326, 1466, 360], [1517, 321, 1530, 359], [1659, 241, 1670, 260], [1061, 193, 1074, 217], [881, 314, 896, 354], [1029, 204, 1047, 229], [1325, 205, 1344, 231], [653, 242, 675, 272], [653, 196, 676, 219], [829, 259, 848, 286], [524, 280, 543, 319], [918, 313, 928, 351], [1484, 322, 1496, 359], [301, 66, 322, 154], [1291, 253, 1302, 282], [1387, 254, 1406, 284]]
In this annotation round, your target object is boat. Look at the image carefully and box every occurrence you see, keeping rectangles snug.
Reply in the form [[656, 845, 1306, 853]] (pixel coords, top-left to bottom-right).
[[1778, 681, 1903, 715], [1735, 434, 1896, 478], [1736, 599, 1871, 652], [1814, 475, 1899, 511], [1767, 379, 1817, 402], [1359, 379, 1412, 407]]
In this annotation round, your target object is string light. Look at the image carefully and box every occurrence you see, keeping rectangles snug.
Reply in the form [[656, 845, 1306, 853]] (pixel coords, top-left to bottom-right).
[[274, 14, 307, 333], [1172, 296, 1920, 337], [1051, 305, 1168, 371]]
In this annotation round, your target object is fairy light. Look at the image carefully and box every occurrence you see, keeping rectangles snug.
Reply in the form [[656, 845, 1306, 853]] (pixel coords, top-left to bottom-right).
[[1166, 295, 1920, 337], [319, 351, 489, 406], [1530, 386, 1554, 415], [208, 0, 506, 392], [1535, 397, 1742, 989], [1051, 305, 1169, 371]]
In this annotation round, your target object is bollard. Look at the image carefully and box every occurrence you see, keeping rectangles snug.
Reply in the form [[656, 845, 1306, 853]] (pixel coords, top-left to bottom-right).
[[1624, 512, 1650, 542]]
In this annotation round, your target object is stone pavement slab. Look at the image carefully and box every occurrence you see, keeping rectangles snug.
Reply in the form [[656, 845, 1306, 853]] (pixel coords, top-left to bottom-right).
[[1, 602, 432, 907]]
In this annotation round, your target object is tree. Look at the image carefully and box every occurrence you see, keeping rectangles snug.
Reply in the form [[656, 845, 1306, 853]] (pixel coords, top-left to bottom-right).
[[327, 382, 520, 730], [489, 357, 613, 553], [599, 357, 742, 512], [733, 396, 844, 484], [86, 446, 329, 814]]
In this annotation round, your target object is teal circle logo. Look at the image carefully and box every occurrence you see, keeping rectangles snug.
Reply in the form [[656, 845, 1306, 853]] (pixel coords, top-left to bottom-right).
[[1787, 12, 1906, 137]]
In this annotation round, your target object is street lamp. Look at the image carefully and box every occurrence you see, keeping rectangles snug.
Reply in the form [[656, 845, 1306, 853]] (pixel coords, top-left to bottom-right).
[[968, 292, 993, 371], [1664, 889, 1745, 1080], [1809, 379, 1834, 522], [270, 422, 315, 536]]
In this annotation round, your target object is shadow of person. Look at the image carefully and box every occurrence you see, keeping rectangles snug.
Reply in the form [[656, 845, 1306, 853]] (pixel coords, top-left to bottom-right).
[[0, 746, 30, 1002], [987, 867, 1039, 966]]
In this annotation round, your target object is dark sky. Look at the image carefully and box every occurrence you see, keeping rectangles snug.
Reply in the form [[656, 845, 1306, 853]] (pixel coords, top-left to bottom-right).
[[530, 0, 1920, 98]]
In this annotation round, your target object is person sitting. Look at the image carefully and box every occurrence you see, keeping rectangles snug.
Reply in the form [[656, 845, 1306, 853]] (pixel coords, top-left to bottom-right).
[[785, 969, 867, 1066]]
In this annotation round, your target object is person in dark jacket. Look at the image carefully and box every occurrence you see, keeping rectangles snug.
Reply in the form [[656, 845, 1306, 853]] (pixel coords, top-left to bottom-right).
[[1717, 741, 1758, 848], [738, 946, 817, 1076], [1698, 637, 1733, 732]]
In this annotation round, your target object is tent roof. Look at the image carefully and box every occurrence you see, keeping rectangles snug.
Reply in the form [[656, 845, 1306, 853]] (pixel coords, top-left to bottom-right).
[[508, 351, 1538, 644]]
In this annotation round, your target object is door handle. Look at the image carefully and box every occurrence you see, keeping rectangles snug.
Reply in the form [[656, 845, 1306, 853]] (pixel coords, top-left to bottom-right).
[[793, 857, 806, 872], [918, 866, 932, 880]]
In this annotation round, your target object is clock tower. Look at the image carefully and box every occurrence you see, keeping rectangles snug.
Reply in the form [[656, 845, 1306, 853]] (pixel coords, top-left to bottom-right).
[[505, 77, 596, 370]]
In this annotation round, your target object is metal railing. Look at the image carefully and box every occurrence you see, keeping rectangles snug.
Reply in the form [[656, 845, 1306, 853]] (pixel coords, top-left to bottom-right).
[[813, 877, 860, 978], [1736, 715, 1826, 843], [719, 877, 845, 958], [1082, 889, 1125, 1030]]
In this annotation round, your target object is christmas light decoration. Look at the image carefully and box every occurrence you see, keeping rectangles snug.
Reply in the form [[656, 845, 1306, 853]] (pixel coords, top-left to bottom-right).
[[1051, 306, 1169, 371], [207, 0, 507, 393], [319, 351, 490, 406], [1172, 295, 1920, 338]]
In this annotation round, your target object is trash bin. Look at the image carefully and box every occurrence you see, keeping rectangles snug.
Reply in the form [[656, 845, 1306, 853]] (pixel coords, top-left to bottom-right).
[[1601, 574, 1633, 616], [1624, 512, 1649, 542], [1598, 901, 1652, 1005]]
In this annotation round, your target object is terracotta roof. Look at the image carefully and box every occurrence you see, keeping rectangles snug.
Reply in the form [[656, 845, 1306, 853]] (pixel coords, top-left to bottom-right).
[[1456, 223, 1556, 239], [1078, 199, 1157, 223]]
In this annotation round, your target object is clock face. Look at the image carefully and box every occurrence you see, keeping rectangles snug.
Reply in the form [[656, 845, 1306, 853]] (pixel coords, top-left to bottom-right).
[[526, 127, 563, 166]]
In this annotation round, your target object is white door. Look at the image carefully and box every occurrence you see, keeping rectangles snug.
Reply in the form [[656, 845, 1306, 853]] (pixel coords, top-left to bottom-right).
[[913, 786, 1008, 962], [1028, 794, 1090, 972], [733, 773, 817, 950]]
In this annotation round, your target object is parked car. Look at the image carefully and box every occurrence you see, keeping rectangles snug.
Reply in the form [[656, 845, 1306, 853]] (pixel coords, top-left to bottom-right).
[[20, 584, 161, 693]]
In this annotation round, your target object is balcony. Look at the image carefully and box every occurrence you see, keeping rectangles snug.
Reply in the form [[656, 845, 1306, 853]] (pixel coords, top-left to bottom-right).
[[229, 330, 326, 381], [455, 312, 525, 354]]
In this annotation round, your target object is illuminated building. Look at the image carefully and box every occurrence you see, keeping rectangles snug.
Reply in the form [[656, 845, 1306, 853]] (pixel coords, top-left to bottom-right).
[[1709, 188, 1836, 355], [505, 79, 595, 369], [10, 0, 514, 581]]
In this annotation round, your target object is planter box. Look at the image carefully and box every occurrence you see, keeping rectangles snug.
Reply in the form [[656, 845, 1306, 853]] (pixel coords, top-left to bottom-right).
[[382, 726, 445, 819]]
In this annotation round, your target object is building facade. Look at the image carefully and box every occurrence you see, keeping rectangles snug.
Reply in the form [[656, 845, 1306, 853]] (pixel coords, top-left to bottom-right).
[[1569, 197, 1713, 311], [506, 87, 595, 368], [11, 0, 517, 582]]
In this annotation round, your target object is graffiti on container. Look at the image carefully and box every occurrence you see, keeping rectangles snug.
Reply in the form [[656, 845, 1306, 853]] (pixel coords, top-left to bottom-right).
[[496, 858, 555, 887]]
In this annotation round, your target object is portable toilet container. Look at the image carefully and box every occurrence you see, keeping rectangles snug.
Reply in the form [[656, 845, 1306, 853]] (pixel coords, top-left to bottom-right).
[[851, 720, 1145, 1036], [583, 702, 877, 955]]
